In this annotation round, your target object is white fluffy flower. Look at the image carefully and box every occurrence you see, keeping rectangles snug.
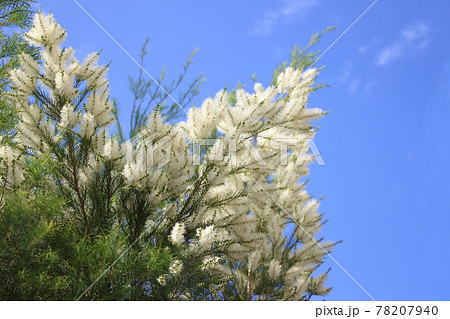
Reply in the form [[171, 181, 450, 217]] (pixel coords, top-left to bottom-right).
[[201, 256, 221, 270], [0, 145, 24, 186], [55, 70, 76, 96], [85, 88, 113, 126], [18, 53, 40, 78], [102, 137, 120, 161], [182, 90, 227, 139], [276, 67, 301, 92], [79, 112, 95, 138], [122, 162, 144, 186], [9, 68, 35, 94], [169, 222, 185, 246], [267, 259, 282, 280], [247, 250, 262, 272], [169, 260, 183, 275], [21, 104, 42, 126], [59, 103, 78, 127], [157, 274, 168, 286], [197, 225, 215, 247], [25, 13, 66, 47]]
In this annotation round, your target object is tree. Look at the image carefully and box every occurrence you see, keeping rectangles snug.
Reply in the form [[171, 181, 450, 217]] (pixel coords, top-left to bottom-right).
[[1, 12, 336, 300]]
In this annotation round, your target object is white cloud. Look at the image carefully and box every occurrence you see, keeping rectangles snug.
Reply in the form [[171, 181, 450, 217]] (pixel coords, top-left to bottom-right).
[[338, 63, 377, 97], [357, 37, 383, 54], [375, 22, 431, 66], [348, 78, 360, 96], [251, 0, 318, 36]]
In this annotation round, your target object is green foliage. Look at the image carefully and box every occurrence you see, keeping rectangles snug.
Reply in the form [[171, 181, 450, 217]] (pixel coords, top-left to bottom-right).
[[0, 181, 173, 300], [0, 185, 66, 299], [271, 27, 336, 86]]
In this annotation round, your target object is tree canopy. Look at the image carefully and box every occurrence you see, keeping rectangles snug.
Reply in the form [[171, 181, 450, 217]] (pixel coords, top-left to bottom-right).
[[0, 10, 336, 300]]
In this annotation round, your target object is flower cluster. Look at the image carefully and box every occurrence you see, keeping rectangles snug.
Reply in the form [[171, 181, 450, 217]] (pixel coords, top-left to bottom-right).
[[0, 144, 24, 188]]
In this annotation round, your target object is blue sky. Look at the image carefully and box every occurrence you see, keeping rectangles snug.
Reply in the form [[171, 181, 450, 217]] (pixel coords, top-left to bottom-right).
[[37, 0, 450, 300]]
